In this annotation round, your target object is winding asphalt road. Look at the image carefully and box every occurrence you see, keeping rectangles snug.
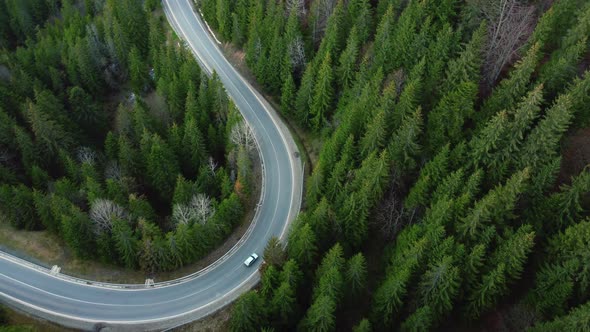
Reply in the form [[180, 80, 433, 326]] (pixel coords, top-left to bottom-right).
[[0, 0, 302, 330]]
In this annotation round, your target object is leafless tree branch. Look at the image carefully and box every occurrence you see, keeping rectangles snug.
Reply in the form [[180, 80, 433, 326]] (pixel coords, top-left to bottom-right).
[[286, 0, 306, 17], [311, 0, 338, 44], [230, 121, 256, 152], [77, 147, 97, 165], [90, 199, 127, 234], [473, 0, 535, 86], [288, 37, 306, 72], [172, 193, 215, 226], [372, 180, 416, 240], [208, 157, 218, 175]]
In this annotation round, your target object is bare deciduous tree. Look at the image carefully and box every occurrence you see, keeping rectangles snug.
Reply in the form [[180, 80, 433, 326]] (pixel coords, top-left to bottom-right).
[[373, 186, 416, 240], [77, 147, 97, 165], [90, 199, 127, 234], [472, 0, 535, 86], [191, 194, 215, 224], [286, 0, 306, 17], [208, 157, 218, 174], [310, 0, 338, 44], [230, 121, 256, 152], [172, 194, 215, 226], [172, 204, 195, 225], [288, 37, 306, 72]]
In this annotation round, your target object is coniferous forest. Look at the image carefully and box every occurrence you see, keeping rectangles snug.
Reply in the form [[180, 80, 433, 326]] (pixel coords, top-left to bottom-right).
[[199, 0, 590, 330], [0, 0, 589, 331], [0, 0, 255, 274]]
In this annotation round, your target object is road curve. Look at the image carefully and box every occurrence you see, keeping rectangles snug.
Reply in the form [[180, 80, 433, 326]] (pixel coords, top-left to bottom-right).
[[0, 0, 303, 330]]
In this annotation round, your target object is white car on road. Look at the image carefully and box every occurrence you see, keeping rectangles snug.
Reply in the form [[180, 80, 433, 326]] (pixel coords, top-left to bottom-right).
[[244, 253, 259, 267]]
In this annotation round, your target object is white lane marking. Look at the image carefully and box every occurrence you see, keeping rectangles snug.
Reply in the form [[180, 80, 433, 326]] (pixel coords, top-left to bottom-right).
[[163, 2, 212, 74], [172, 0, 283, 234], [0, 269, 231, 307], [178, 0, 298, 237], [0, 0, 300, 325], [181, 0, 300, 239], [0, 270, 258, 325], [198, 8, 222, 45], [0, 0, 275, 294]]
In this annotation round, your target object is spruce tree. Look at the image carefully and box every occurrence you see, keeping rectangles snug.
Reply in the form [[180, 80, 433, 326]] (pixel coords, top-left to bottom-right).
[[144, 133, 180, 198], [129, 46, 148, 94], [281, 72, 296, 116], [311, 52, 334, 132], [287, 221, 318, 267], [427, 81, 477, 151], [295, 62, 316, 127], [230, 291, 267, 332], [538, 38, 587, 98], [442, 21, 486, 95], [346, 253, 368, 297], [337, 26, 359, 90], [303, 294, 337, 332], [418, 255, 461, 318], [479, 42, 541, 124], [518, 94, 574, 170]]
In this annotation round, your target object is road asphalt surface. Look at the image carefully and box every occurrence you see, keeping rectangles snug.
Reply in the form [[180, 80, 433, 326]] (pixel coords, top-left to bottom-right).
[[0, 0, 303, 330]]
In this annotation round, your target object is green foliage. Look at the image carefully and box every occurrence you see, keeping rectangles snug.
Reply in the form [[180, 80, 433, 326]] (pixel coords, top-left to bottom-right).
[[264, 236, 286, 267], [427, 81, 477, 151], [129, 47, 149, 93], [372, 266, 412, 327], [387, 107, 424, 175], [0, 184, 39, 230], [539, 38, 587, 98], [480, 43, 542, 123], [352, 318, 371, 332], [288, 219, 318, 267], [517, 94, 574, 171], [230, 291, 267, 332], [405, 145, 450, 210], [458, 169, 530, 240], [143, 133, 180, 199], [113, 218, 139, 268], [302, 295, 337, 332], [270, 281, 297, 324], [281, 73, 296, 116], [442, 21, 486, 94], [528, 263, 574, 317], [60, 205, 95, 259], [311, 52, 334, 132], [418, 255, 461, 317], [337, 26, 360, 90], [346, 253, 368, 297], [4, 0, 590, 329], [529, 301, 590, 332], [295, 61, 316, 127], [400, 306, 434, 332], [466, 263, 507, 318], [533, 219, 590, 312]]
